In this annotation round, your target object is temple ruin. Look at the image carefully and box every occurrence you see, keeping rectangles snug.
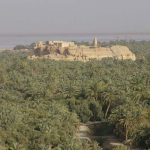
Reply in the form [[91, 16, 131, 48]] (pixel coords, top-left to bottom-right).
[[29, 38, 136, 61]]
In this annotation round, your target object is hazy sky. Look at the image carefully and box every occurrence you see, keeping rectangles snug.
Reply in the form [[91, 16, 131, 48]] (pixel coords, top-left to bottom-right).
[[0, 0, 150, 34]]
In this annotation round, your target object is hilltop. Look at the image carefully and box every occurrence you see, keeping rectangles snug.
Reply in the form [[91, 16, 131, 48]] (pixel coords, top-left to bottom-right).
[[28, 38, 136, 61]]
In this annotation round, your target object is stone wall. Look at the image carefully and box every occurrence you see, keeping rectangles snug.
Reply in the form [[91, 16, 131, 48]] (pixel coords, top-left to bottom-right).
[[30, 45, 136, 61]]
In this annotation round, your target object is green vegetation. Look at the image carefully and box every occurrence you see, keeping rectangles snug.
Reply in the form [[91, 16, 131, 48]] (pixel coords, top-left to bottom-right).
[[0, 40, 150, 149], [13, 43, 35, 50]]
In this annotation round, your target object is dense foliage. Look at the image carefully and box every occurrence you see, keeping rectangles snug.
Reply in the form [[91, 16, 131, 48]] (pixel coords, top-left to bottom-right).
[[13, 43, 35, 50], [0, 40, 150, 149]]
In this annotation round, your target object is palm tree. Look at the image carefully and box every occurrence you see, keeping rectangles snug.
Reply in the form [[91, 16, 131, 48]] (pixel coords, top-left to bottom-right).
[[109, 100, 148, 141]]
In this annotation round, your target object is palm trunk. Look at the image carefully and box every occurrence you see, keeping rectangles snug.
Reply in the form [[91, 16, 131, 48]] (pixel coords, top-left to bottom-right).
[[125, 125, 129, 141], [105, 102, 111, 119]]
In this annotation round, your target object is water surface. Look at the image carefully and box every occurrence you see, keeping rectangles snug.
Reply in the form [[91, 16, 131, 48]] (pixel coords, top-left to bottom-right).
[[0, 33, 150, 49]]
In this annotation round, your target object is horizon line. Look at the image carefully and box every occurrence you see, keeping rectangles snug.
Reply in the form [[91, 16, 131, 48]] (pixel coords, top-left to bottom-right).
[[1, 32, 150, 36]]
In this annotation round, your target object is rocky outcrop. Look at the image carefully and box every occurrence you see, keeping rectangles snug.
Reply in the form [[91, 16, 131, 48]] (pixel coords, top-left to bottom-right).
[[110, 45, 136, 60], [30, 45, 136, 61]]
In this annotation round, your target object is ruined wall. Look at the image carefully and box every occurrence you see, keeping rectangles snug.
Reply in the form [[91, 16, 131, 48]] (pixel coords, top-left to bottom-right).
[[69, 45, 136, 61], [30, 45, 136, 61]]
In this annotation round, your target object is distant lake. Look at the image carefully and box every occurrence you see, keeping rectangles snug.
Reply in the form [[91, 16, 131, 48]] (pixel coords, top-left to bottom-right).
[[0, 33, 150, 49]]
